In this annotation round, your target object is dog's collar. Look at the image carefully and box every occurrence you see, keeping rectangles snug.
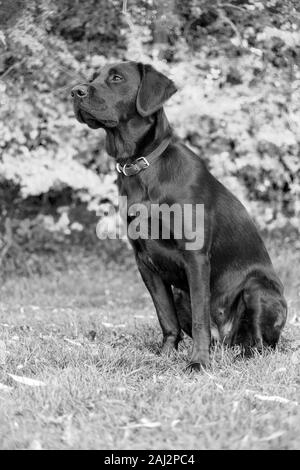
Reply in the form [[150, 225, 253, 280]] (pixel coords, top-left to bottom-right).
[[116, 137, 171, 177]]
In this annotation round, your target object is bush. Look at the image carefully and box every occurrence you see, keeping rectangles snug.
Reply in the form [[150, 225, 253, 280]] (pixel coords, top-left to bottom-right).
[[0, 0, 299, 273]]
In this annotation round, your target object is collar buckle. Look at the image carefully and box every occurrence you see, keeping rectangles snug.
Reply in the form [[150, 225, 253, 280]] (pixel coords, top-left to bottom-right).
[[116, 156, 149, 176], [116, 137, 171, 176], [135, 156, 149, 168]]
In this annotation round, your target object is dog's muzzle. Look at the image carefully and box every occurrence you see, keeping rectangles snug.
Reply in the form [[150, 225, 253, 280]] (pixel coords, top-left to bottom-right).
[[71, 84, 89, 98]]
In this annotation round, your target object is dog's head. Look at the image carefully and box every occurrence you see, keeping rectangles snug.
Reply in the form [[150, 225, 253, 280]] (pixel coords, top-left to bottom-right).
[[71, 61, 177, 129]]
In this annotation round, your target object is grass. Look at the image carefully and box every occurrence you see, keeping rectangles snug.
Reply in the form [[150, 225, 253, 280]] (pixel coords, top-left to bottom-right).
[[0, 245, 300, 450]]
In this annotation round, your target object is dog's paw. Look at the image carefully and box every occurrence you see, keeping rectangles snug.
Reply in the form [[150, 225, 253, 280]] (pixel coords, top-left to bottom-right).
[[185, 361, 208, 373], [235, 344, 264, 360], [161, 333, 183, 356], [161, 342, 177, 357]]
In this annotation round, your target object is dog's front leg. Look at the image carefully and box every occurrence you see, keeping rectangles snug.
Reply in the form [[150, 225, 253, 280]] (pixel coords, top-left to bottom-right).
[[136, 257, 182, 354], [185, 253, 211, 371]]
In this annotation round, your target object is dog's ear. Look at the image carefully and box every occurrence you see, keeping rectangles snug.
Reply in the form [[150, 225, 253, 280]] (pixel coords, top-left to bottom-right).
[[136, 63, 177, 117]]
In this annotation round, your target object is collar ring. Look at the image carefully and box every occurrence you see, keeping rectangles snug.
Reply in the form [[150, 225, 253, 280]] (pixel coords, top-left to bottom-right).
[[122, 163, 130, 176]]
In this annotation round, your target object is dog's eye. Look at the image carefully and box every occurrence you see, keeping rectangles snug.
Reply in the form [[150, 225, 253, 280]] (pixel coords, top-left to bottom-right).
[[110, 74, 123, 83]]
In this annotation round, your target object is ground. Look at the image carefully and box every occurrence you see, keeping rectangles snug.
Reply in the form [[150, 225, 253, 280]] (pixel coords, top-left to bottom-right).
[[0, 245, 300, 450]]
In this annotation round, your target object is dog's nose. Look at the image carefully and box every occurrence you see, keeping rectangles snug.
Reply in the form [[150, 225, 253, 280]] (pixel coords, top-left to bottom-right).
[[71, 84, 89, 98]]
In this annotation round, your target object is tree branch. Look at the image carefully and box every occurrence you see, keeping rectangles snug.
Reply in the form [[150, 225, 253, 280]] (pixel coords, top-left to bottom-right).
[[122, 0, 135, 33]]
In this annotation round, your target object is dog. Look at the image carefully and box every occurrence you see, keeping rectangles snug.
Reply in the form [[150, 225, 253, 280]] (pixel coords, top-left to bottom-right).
[[72, 61, 287, 370]]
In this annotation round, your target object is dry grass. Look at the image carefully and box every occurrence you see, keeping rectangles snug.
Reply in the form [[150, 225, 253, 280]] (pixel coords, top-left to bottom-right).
[[0, 245, 299, 450]]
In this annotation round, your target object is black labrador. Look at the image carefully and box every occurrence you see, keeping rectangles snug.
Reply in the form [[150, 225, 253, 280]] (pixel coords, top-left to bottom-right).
[[71, 61, 287, 370]]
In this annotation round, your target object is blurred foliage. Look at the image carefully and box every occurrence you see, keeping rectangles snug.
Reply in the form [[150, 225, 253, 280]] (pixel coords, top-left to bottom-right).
[[0, 0, 300, 273]]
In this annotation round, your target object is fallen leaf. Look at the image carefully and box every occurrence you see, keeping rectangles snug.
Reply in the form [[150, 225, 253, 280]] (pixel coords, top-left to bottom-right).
[[232, 401, 239, 413], [274, 367, 287, 373], [254, 394, 298, 406], [171, 419, 180, 428], [8, 374, 46, 387], [240, 434, 250, 448], [258, 431, 285, 442], [140, 417, 161, 427], [28, 439, 43, 450], [0, 383, 12, 392], [102, 322, 126, 328], [63, 338, 82, 347], [215, 383, 224, 391], [120, 418, 161, 429]]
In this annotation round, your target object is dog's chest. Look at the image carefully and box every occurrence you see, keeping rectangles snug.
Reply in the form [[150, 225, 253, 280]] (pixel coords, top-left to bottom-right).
[[118, 175, 146, 209], [117, 178, 188, 288], [136, 241, 188, 288]]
